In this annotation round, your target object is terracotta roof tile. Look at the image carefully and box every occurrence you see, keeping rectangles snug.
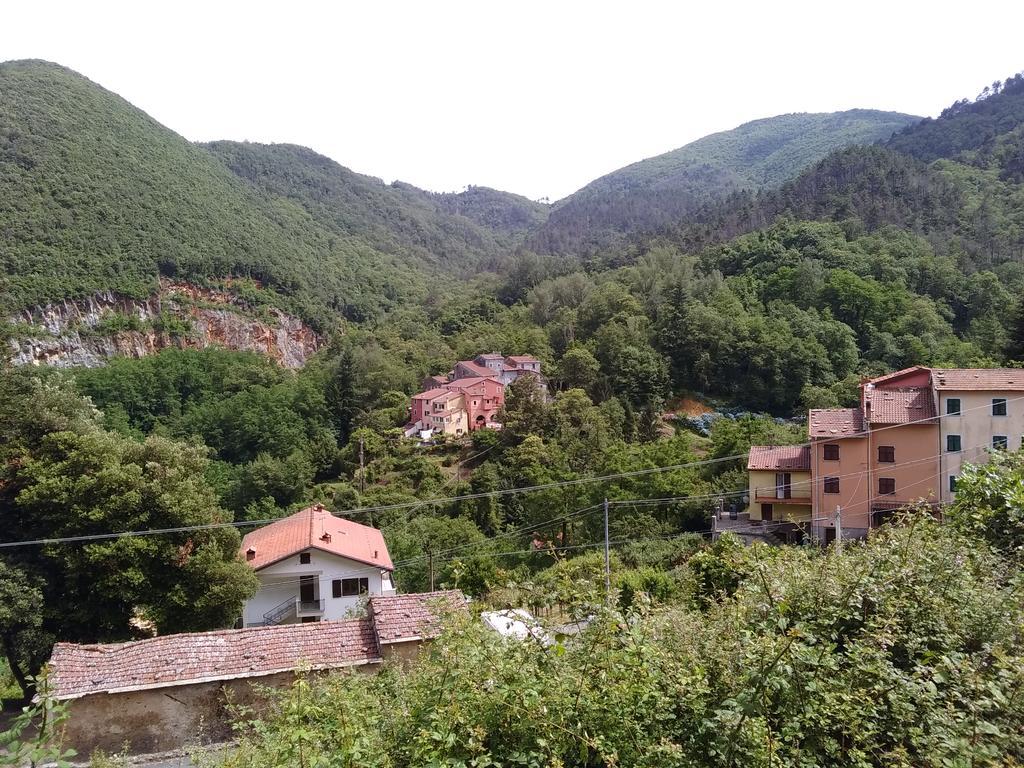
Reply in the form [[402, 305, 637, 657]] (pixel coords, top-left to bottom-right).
[[864, 387, 936, 425], [808, 408, 865, 438], [241, 505, 393, 571], [454, 360, 497, 378], [47, 618, 380, 699], [932, 368, 1024, 390], [412, 387, 454, 400], [47, 592, 468, 700], [370, 591, 466, 643], [747, 445, 811, 471], [506, 355, 539, 364]]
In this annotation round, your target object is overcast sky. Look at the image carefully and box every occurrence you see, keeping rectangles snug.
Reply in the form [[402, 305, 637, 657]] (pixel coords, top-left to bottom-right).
[[3, 1, 1023, 201]]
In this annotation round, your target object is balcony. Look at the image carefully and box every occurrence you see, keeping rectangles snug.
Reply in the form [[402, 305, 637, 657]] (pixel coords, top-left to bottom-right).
[[263, 596, 325, 626], [296, 598, 325, 617], [753, 486, 812, 505]]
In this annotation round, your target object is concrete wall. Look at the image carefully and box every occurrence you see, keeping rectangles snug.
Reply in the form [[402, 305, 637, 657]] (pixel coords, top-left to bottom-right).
[[61, 671, 293, 755], [242, 549, 391, 627], [811, 436, 867, 536], [938, 390, 1024, 502], [811, 424, 939, 539], [747, 469, 812, 523], [60, 666, 380, 756], [867, 422, 940, 515]]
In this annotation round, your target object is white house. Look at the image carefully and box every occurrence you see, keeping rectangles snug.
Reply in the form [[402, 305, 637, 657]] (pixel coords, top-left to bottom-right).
[[240, 504, 396, 627]]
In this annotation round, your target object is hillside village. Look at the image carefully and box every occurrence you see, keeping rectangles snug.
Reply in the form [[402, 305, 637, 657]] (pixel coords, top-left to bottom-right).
[[4, 40, 1024, 768]]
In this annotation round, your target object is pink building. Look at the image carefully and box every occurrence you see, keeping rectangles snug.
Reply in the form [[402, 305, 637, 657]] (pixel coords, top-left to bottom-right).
[[446, 376, 505, 430], [405, 353, 539, 438]]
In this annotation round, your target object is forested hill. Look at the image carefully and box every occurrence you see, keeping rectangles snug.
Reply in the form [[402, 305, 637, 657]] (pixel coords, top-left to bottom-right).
[[668, 73, 1024, 272], [204, 141, 548, 273], [0, 60, 539, 328], [529, 109, 919, 256]]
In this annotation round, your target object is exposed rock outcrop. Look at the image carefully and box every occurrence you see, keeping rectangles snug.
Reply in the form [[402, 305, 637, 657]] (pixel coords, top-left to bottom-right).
[[7, 281, 320, 368]]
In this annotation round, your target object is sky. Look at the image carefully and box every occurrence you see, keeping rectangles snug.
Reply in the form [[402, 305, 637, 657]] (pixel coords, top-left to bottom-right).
[[3, 0, 1023, 201]]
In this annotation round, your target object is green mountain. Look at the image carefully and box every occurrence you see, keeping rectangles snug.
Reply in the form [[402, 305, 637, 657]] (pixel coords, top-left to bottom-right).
[[530, 109, 920, 256], [667, 73, 1024, 273], [204, 141, 547, 275], [0, 60, 538, 330]]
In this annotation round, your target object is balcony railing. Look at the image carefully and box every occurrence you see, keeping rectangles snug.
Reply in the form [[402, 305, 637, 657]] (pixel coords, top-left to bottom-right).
[[297, 598, 326, 615], [753, 486, 812, 505], [263, 596, 325, 625]]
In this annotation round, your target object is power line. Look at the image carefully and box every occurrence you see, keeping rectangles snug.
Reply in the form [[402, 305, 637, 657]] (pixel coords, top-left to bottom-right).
[[1, 387, 1016, 552]]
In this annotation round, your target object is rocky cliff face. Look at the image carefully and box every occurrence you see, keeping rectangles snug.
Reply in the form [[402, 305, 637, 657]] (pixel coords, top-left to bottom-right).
[[7, 282, 320, 368]]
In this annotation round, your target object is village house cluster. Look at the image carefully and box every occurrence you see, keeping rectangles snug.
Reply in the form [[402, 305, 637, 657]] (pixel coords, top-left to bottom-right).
[[747, 366, 1024, 542], [47, 502, 463, 754], [405, 352, 544, 438]]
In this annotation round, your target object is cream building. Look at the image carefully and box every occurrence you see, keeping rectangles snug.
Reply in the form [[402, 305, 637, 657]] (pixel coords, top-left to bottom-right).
[[933, 369, 1024, 503]]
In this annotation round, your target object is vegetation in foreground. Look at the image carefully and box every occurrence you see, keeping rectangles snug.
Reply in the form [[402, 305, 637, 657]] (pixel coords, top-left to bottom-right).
[[207, 506, 1024, 767]]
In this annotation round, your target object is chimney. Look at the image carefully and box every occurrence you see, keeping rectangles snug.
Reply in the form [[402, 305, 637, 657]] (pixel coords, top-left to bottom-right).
[[320, 532, 332, 543], [245, 548, 256, 561], [374, 549, 379, 559]]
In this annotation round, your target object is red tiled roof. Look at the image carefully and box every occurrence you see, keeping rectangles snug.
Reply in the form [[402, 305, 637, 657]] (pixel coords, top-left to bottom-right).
[[370, 591, 466, 643], [476, 353, 504, 360], [47, 618, 380, 699], [445, 377, 497, 391], [932, 368, 1024, 390], [46, 591, 470, 699], [412, 387, 453, 401], [864, 387, 936, 425], [808, 408, 865, 438], [506, 355, 539, 364], [454, 360, 497, 378], [241, 505, 393, 571], [866, 366, 930, 386], [747, 445, 811, 471]]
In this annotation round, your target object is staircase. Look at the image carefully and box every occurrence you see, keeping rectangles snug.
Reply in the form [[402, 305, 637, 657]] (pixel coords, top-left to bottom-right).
[[263, 596, 296, 626]]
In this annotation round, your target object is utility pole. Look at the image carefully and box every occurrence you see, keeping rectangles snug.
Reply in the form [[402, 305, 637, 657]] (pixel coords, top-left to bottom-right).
[[358, 437, 365, 495], [428, 550, 435, 592], [835, 505, 843, 551], [603, 498, 611, 603]]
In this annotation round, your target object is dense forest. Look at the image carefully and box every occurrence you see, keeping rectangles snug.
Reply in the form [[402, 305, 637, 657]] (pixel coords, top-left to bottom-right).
[[530, 109, 919, 256]]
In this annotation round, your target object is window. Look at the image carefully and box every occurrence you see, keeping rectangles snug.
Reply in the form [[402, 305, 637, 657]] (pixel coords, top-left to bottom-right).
[[824, 476, 840, 494], [877, 445, 895, 463], [878, 477, 896, 495], [946, 434, 962, 452], [299, 552, 311, 565], [341, 577, 369, 597], [946, 398, 961, 416], [949, 475, 957, 493], [823, 444, 840, 461], [993, 398, 1008, 416], [993, 435, 1008, 450], [760, 503, 773, 522]]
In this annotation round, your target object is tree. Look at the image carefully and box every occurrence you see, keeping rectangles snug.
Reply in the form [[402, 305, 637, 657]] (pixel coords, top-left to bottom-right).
[[0, 370, 258, 695], [0, 561, 47, 698], [949, 450, 1024, 559], [555, 345, 600, 393]]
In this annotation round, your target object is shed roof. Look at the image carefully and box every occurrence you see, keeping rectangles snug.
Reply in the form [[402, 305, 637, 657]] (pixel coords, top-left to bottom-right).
[[747, 445, 811, 471], [369, 591, 466, 643], [47, 618, 380, 699], [241, 505, 393, 571], [46, 591, 467, 700]]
